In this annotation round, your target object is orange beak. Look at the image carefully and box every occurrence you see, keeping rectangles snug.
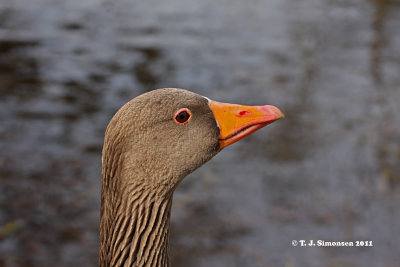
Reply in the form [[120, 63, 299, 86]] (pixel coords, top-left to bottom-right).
[[209, 100, 284, 149]]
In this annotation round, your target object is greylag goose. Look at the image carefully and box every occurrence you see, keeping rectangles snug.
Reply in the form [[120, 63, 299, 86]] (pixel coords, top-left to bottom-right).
[[100, 88, 284, 266]]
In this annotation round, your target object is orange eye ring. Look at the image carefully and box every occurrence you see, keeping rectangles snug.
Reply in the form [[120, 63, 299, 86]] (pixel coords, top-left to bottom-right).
[[174, 108, 192, 125]]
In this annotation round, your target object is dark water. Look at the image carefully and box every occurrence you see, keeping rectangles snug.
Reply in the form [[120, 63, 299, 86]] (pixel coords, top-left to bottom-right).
[[0, 0, 399, 266]]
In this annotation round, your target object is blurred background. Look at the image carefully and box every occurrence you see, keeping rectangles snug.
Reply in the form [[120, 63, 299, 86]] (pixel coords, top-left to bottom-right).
[[0, 0, 399, 266]]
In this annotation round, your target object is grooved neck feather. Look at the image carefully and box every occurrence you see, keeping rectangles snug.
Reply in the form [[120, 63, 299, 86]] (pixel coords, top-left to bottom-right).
[[100, 174, 173, 267]]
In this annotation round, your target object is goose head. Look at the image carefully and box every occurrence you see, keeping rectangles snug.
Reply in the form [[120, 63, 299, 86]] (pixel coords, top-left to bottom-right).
[[100, 88, 284, 266]]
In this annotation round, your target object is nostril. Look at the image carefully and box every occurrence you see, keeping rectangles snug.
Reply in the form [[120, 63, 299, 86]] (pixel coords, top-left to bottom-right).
[[238, 110, 250, 116]]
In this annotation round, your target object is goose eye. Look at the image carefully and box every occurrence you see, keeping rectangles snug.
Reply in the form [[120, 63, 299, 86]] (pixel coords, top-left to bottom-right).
[[174, 108, 192, 125]]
